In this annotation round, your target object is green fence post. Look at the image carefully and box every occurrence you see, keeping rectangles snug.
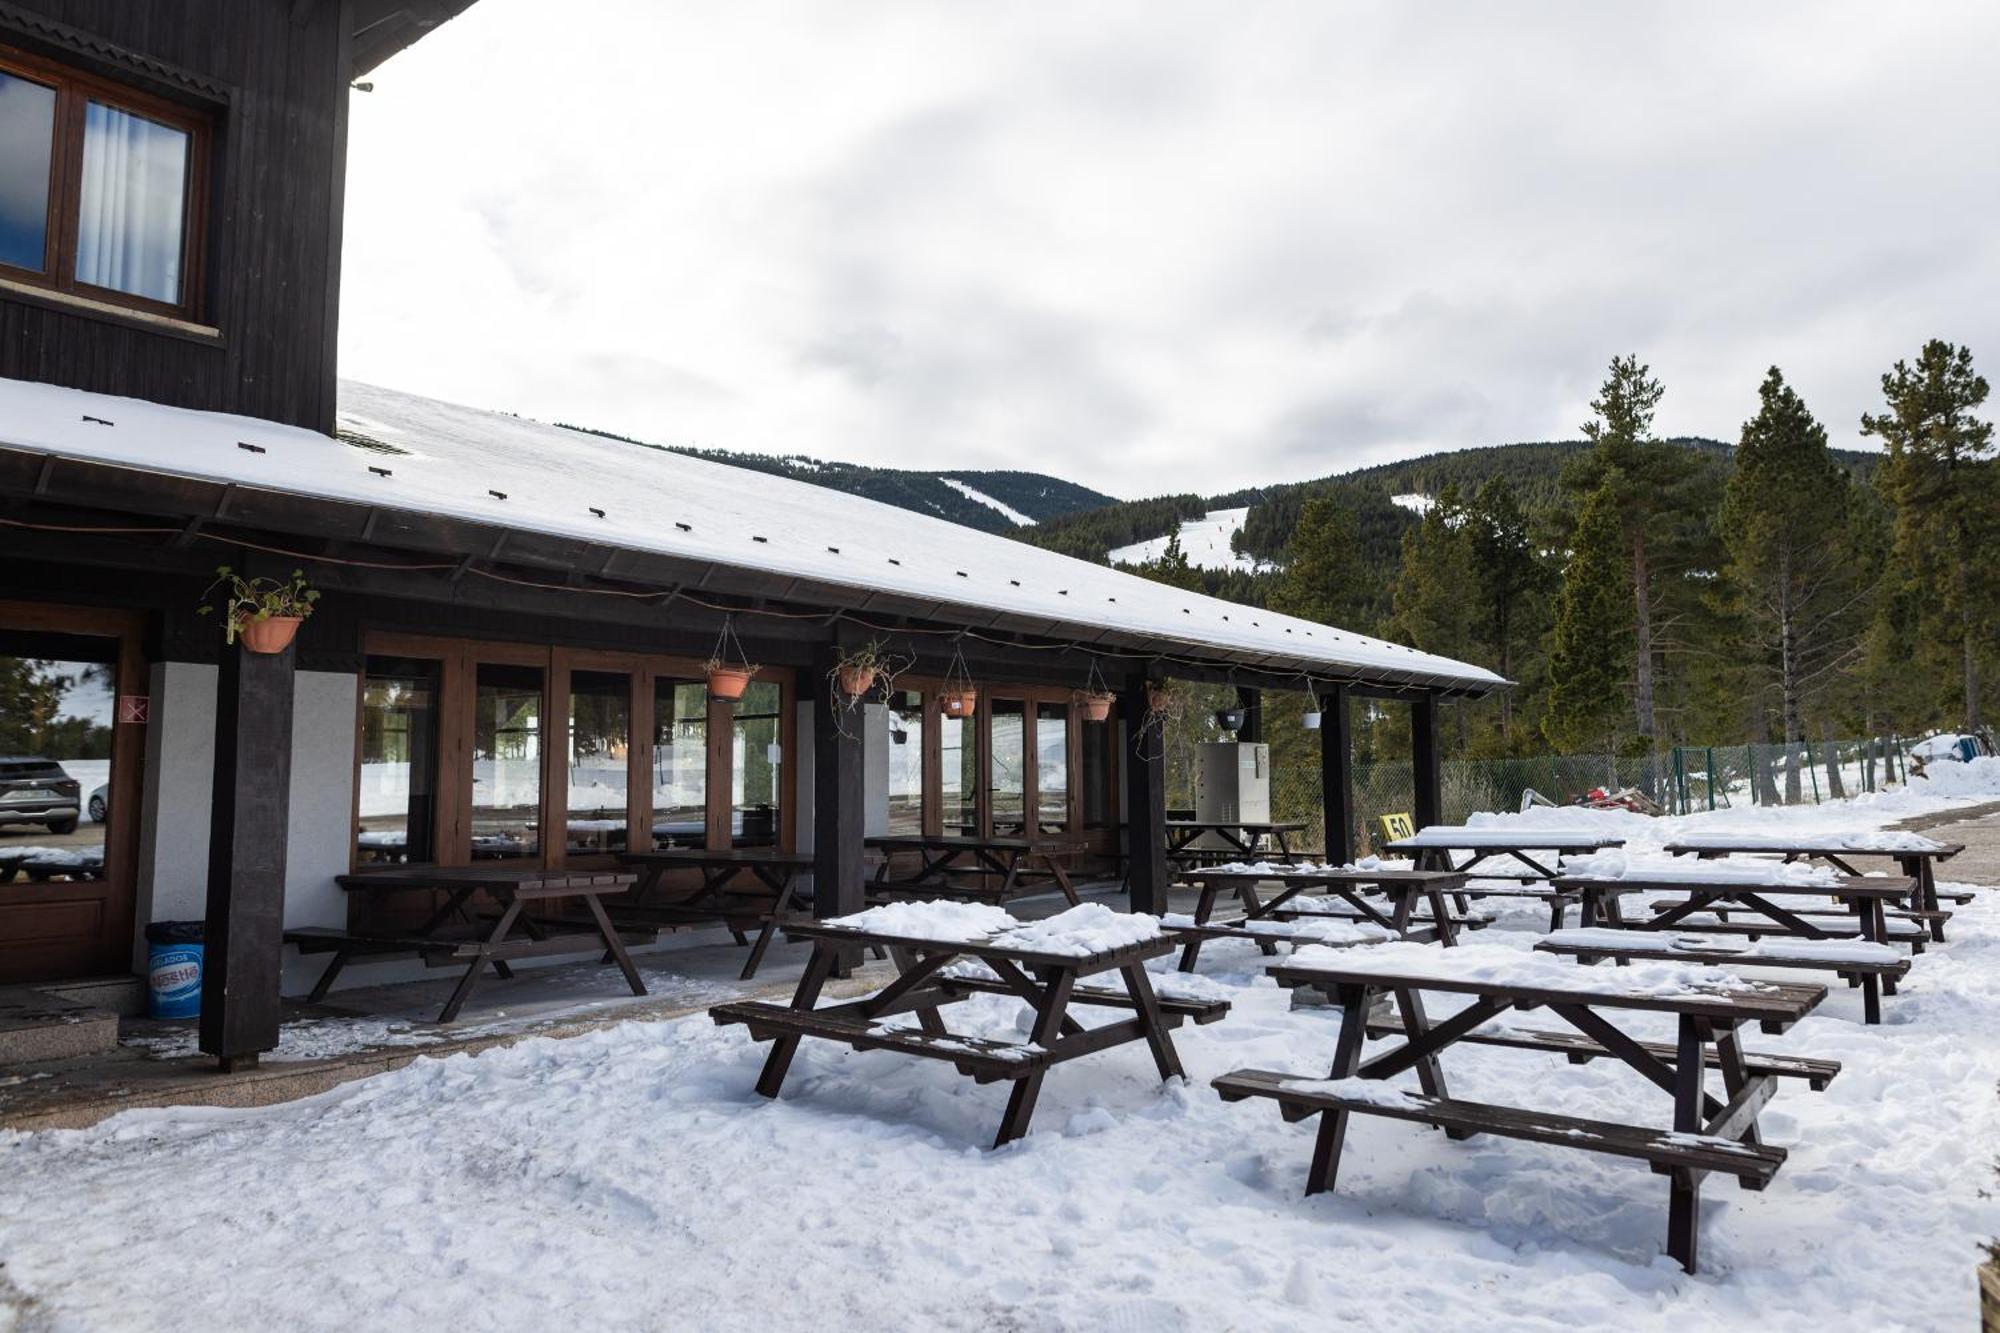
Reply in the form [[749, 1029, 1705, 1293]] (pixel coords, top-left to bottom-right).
[[1705, 747, 1716, 810]]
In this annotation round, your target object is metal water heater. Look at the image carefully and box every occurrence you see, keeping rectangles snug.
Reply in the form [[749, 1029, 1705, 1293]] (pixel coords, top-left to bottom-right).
[[1195, 741, 1270, 832]]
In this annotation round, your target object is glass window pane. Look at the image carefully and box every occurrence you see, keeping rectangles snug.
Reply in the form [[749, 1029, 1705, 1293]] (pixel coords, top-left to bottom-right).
[[990, 699, 1025, 837], [75, 100, 189, 304], [940, 712, 976, 836], [0, 646, 114, 882], [567, 670, 629, 855], [1080, 714, 1112, 830], [472, 663, 542, 860], [356, 657, 440, 864], [1036, 702, 1069, 835], [732, 681, 782, 847], [887, 689, 924, 835], [652, 679, 706, 848], [0, 72, 56, 272]]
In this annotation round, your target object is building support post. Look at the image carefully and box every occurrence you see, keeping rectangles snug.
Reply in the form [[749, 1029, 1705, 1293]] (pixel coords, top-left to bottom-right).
[[199, 639, 295, 1071], [1412, 692, 1443, 830], [1123, 675, 1170, 915], [1318, 685, 1354, 865], [813, 645, 867, 925], [1235, 686, 1263, 744]]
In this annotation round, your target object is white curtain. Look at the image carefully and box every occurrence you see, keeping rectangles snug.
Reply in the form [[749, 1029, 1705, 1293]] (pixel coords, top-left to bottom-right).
[[74, 101, 188, 304]]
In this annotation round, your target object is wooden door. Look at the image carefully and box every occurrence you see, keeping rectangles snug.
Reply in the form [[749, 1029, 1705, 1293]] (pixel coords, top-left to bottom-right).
[[0, 602, 146, 982]]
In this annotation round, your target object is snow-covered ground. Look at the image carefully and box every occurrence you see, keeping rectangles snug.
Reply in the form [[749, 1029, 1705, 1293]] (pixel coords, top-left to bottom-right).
[[2, 776, 1996, 1330], [1109, 506, 1272, 573], [940, 477, 1036, 527], [1391, 491, 1434, 515]]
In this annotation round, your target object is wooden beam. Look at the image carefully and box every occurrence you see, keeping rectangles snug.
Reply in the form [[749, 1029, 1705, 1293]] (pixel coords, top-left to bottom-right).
[[1122, 675, 1170, 915], [1319, 685, 1354, 865], [1412, 693, 1443, 829], [812, 646, 867, 923], [199, 639, 296, 1069]]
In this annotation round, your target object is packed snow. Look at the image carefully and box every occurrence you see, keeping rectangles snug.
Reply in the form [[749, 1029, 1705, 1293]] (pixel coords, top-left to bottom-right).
[[1559, 851, 1846, 886], [1108, 506, 1274, 574], [1, 782, 1996, 1328], [939, 478, 1036, 527], [1390, 492, 1435, 515]]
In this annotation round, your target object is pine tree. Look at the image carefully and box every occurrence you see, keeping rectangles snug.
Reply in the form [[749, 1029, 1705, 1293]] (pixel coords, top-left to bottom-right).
[[1543, 480, 1632, 752], [1860, 339, 1997, 730], [1388, 485, 1479, 662], [1721, 367, 1872, 800], [1463, 477, 1551, 743], [1271, 496, 1370, 629], [1135, 530, 1204, 593]]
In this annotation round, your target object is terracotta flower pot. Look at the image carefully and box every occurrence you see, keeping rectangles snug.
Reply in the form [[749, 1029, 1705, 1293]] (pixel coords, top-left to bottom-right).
[[837, 664, 878, 700], [707, 666, 754, 701], [942, 688, 978, 718], [1079, 692, 1114, 723], [238, 615, 301, 654]]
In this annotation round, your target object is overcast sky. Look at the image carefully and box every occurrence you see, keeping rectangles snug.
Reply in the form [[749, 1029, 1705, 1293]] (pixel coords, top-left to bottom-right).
[[339, 1, 2000, 498]]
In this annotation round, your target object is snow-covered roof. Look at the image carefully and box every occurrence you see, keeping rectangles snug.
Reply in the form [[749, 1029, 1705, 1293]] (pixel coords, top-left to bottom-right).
[[0, 376, 1505, 693]]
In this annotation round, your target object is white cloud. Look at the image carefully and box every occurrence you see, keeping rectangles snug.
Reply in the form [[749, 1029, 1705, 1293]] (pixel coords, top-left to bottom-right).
[[339, 0, 2000, 496]]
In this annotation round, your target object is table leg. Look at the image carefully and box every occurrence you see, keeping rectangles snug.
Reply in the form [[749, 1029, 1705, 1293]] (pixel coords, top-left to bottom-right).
[[1425, 885, 1459, 947], [889, 947, 949, 1035], [1862, 896, 1896, 1000], [1120, 962, 1183, 1082], [437, 898, 524, 1023], [994, 968, 1078, 1147], [305, 949, 350, 1005], [1710, 1021, 1761, 1150], [1238, 882, 1279, 956], [740, 874, 802, 981], [1040, 854, 1081, 907], [1666, 1014, 1705, 1273], [1305, 984, 1371, 1195], [755, 942, 837, 1099], [1392, 986, 1458, 1128], [1178, 884, 1219, 971], [582, 892, 648, 997], [1905, 856, 1945, 941]]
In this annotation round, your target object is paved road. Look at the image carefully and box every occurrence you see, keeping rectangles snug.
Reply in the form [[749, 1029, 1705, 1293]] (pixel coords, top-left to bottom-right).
[[1897, 799, 2000, 885]]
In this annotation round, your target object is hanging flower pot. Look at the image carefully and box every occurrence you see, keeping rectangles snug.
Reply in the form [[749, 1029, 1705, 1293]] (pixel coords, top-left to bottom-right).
[[829, 638, 905, 705], [238, 615, 303, 655], [707, 665, 754, 701], [942, 687, 978, 718], [837, 663, 877, 699], [1078, 690, 1114, 723], [1302, 710, 1322, 730]]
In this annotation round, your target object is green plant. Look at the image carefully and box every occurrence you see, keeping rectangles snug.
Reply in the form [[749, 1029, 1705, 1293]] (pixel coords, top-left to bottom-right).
[[198, 566, 320, 645]]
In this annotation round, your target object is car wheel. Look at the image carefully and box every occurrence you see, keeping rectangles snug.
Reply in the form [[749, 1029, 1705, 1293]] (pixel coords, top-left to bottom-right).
[[47, 818, 77, 835], [88, 794, 106, 823]]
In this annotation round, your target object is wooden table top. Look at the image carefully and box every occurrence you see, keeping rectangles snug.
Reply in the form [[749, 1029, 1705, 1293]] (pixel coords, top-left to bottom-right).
[[782, 919, 1174, 970], [1553, 873, 1918, 899], [620, 848, 815, 869], [337, 866, 637, 893]]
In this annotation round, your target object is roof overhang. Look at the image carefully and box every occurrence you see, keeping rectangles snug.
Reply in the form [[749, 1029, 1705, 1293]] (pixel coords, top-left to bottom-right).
[[348, 0, 480, 79]]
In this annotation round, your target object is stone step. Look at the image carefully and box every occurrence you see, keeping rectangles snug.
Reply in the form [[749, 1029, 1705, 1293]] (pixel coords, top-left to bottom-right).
[[0, 986, 122, 1065]]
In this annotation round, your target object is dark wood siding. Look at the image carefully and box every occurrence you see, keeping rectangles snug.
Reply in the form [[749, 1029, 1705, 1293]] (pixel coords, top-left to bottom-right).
[[0, 0, 348, 433]]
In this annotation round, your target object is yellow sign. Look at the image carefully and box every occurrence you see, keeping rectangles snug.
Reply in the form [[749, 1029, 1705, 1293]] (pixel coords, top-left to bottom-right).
[[1378, 812, 1416, 842]]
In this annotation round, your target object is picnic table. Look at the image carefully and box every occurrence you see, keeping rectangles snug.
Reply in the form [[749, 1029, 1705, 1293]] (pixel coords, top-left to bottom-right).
[[616, 848, 817, 979], [1164, 819, 1311, 865], [868, 834, 1082, 906], [711, 907, 1226, 1146], [1169, 864, 1483, 971], [288, 866, 650, 1022], [1212, 942, 1831, 1272], [1382, 826, 1626, 881], [1663, 833, 1966, 941]]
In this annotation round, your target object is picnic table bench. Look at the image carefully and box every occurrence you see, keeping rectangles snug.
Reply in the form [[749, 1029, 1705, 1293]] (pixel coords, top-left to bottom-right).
[[1663, 833, 1966, 941], [615, 848, 816, 979], [288, 867, 651, 1022], [712, 909, 1220, 1147], [1212, 943, 1827, 1272], [1164, 819, 1311, 865], [1169, 865, 1485, 971], [867, 834, 1082, 906]]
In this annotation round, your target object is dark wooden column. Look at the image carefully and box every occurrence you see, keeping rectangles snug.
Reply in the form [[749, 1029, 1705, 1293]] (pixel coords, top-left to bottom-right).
[[1122, 676, 1170, 915], [812, 647, 866, 922], [1318, 685, 1354, 865], [1412, 692, 1443, 829], [200, 640, 295, 1070], [1235, 686, 1263, 743]]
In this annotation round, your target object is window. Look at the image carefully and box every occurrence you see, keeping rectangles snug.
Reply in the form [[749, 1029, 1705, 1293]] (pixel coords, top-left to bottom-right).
[[0, 47, 208, 319], [471, 663, 543, 860], [566, 671, 630, 855], [652, 678, 706, 848], [989, 698, 1026, 837], [732, 681, 783, 847], [1036, 702, 1069, 835], [886, 689, 925, 835], [940, 708, 977, 836], [355, 658, 440, 865]]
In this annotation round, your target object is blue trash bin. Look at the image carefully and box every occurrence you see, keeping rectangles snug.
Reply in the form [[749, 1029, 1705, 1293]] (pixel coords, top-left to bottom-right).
[[145, 921, 204, 1019]]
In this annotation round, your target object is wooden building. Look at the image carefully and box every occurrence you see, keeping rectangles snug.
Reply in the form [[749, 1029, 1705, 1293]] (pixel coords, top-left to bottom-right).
[[0, 0, 1503, 1068]]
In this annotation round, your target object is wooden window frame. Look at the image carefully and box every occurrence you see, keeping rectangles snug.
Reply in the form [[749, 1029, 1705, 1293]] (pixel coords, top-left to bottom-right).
[[0, 43, 213, 324], [349, 633, 796, 875]]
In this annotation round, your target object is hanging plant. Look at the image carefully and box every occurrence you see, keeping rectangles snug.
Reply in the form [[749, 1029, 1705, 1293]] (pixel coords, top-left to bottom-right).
[[198, 566, 319, 654], [705, 615, 759, 701], [1301, 677, 1323, 730], [940, 640, 979, 718], [1074, 657, 1115, 722], [829, 638, 910, 704]]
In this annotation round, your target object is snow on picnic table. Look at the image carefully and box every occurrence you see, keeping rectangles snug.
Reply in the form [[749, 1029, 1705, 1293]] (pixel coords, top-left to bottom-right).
[[0, 786, 1996, 1330]]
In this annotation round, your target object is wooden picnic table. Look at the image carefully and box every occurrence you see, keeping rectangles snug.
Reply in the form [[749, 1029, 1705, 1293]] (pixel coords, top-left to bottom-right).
[[1382, 826, 1626, 882], [1663, 834, 1966, 941], [1550, 873, 1920, 1024], [1170, 865, 1481, 970], [616, 848, 818, 980], [1212, 947, 1829, 1273], [711, 916, 1225, 1147], [291, 866, 649, 1022], [867, 834, 1082, 906], [1164, 819, 1311, 864]]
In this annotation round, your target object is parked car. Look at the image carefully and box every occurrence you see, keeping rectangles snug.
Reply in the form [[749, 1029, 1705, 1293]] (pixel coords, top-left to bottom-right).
[[0, 757, 82, 835], [89, 784, 109, 823]]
